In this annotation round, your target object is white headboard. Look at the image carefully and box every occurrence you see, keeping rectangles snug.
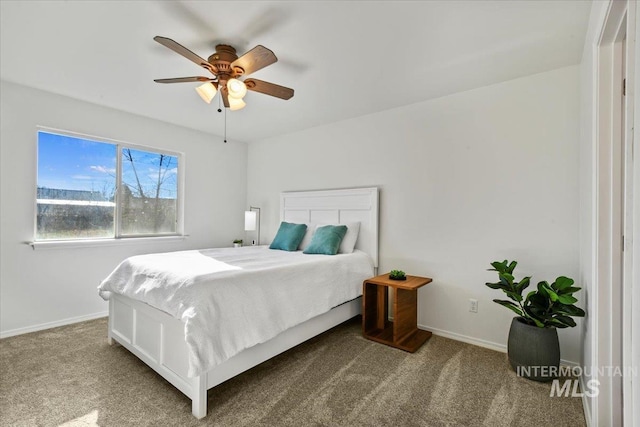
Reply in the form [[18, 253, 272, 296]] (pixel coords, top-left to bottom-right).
[[280, 187, 379, 268]]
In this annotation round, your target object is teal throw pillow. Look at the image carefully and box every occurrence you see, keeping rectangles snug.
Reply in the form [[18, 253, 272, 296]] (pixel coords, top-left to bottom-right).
[[269, 222, 308, 251], [303, 225, 348, 255]]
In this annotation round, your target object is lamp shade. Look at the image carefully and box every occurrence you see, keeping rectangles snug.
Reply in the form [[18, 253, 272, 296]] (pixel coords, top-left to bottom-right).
[[195, 82, 217, 104], [228, 96, 246, 111], [244, 210, 257, 231], [227, 78, 247, 99]]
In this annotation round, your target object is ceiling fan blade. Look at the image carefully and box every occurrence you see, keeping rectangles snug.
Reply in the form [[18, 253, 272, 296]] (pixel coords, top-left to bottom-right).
[[221, 89, 230, 108], [154, 77, 217, 84], [245, 78, 294, 100], [154, 36, 215, 74], [231, 45, 277, 76]]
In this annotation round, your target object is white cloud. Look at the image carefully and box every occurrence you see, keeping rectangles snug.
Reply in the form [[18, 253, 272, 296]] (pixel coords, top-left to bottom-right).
[[145, 167, 178, 181], [90, 165, 115, 174]]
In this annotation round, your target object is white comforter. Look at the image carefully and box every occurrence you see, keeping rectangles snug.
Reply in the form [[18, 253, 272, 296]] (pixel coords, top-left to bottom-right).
[[98, 246, 374, 377]]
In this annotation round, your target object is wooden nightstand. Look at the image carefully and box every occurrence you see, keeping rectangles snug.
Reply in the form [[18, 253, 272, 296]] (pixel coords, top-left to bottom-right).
[[362, 273, 433, 352]]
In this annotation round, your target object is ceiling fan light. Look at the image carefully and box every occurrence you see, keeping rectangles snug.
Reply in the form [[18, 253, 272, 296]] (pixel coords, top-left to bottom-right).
[[227, 78, 247, 99], [228, 96, 246, 111], [195, 82, 217, 103]]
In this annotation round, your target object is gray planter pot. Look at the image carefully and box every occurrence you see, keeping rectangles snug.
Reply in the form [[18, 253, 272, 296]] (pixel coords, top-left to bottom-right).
[[508, 317, 560, 382]]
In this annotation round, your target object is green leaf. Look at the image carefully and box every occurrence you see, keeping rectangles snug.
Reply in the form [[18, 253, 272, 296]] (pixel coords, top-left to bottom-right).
[[530, 316, 545, 328], [499, 273, 514, 287], [516, 276, 531, 294], [557, 294, 578, 305], [505, 291, 523, 302], [528, 291, 548, 309], [485, 281, 505, 290], [558, 286, 582, 295], [547, 319, 569, 328], [493, 299, 524, 317], [524, 290, 537, 303], [490, 261, 508, 272], [526, 308, 549, 320], [507, 260, 517, 274], [554, 305, 586, 317], [539, 281, 559, 302], [551, 315, 577, 328], [536, 282, 549, 298], [553, 276, 574, 291]]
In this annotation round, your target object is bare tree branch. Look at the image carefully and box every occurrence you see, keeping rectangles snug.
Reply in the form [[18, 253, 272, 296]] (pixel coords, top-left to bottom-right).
[[123, 148, 146, 199]]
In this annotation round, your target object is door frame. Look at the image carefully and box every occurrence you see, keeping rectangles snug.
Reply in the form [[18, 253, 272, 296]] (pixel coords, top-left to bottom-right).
[[592, 0, 637, 425]]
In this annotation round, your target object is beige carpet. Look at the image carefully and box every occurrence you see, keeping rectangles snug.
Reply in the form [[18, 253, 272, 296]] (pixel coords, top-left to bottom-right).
[[0, 317, 585, 427]]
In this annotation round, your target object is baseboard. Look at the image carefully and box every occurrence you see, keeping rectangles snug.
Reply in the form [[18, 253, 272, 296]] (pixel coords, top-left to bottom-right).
[[579, 374, 593, 427], [0, 311, 108, 339], [423, 323, 506, 353], [420, 323, 580, 367]]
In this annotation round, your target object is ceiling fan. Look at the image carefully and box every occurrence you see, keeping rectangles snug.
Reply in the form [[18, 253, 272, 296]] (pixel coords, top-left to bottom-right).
[[153, 36, 294, 111]]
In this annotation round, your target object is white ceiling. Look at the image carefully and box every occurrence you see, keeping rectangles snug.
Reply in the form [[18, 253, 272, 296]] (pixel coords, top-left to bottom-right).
[[0, 1, 591, 143]]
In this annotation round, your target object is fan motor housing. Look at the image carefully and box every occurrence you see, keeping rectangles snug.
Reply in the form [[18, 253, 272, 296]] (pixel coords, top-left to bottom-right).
[[208, 45, 244, 77]]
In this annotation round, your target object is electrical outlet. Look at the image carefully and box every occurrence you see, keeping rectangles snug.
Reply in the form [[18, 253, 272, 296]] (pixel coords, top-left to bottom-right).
[[469, 299, 478, 313]]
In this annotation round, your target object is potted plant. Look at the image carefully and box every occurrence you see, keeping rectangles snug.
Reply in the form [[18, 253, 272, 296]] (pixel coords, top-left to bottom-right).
[[486, 260, 585, 381], [233, 239, 243, 248], [389, 270, 406, 281]]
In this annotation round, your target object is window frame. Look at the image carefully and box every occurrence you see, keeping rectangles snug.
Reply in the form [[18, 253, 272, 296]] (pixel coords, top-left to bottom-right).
[[33, 127, 185, 244]]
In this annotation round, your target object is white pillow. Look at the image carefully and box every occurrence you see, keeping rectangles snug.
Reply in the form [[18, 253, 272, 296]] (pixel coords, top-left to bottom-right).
[[316, 222, 360, 254], [338, 222, 360, 253]]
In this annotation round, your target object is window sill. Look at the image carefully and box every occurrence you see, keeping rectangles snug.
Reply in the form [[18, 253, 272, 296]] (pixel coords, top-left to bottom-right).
[[29, 235, 188, 250]]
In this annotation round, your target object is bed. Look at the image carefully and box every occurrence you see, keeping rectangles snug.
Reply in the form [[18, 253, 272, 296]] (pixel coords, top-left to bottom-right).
[[99, 187, 379, 418]]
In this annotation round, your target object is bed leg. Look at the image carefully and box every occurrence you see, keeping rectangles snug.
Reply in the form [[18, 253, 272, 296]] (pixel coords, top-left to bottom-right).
[[191, 375, 207, 419], [107, 299, 117, 346], [107, 328, 119, 346]]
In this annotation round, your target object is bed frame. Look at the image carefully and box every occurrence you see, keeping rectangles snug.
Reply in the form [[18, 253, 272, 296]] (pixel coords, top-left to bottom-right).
[[107, 187, 379, 418]]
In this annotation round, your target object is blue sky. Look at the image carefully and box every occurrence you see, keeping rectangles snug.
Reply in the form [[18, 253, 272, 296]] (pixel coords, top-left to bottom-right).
[[38, 132, 116, 194], [38, 131, 177, 199]]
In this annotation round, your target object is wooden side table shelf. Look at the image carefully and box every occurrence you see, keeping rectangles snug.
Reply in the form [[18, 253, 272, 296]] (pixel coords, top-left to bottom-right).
[[362, 273, 433, 352]]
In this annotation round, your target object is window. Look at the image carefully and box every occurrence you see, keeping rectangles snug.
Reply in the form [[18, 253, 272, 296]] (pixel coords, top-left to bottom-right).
[[36, 130, 180, 241]]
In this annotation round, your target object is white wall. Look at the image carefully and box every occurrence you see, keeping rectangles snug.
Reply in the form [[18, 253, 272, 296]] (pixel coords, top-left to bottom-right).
[[247, 66, 582, 363], [0, 81, 247, 336]]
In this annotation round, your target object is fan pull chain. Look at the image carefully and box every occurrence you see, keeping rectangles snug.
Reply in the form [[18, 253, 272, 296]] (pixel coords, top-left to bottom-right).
[[215, 91, 227, 143], [224, 105, 227, 143]]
